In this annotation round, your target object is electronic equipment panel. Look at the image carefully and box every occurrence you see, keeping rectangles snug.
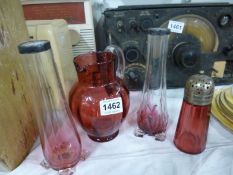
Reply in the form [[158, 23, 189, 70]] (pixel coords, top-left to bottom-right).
[[101, 3, 233, 90]]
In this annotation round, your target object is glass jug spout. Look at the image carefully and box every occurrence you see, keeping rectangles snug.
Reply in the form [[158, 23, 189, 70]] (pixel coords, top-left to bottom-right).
[[104, 44, 125, 79]]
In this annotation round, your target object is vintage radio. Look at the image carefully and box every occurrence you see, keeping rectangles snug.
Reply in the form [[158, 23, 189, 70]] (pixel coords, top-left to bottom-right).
[[21, 0, 96, 57], [26, 19, 76, 97], [99, 3, 233, 90]]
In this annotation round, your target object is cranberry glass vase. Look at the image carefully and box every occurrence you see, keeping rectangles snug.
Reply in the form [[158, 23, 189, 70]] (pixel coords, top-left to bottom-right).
[[136, 28, 170, 141], [174, 72, 215, 154], [69, 46, 129, 142], [18, 40, 82, 174]]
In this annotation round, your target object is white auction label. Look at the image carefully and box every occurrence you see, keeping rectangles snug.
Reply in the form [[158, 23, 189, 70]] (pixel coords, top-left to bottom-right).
[[168, 20, 185, 34], [100, 97, 123, 116]]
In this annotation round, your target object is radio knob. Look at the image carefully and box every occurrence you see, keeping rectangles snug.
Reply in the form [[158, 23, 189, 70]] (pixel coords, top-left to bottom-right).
[[218, 15, 231, 27], [116, 20, 124, 32], [129, 20, 138, 31], [223, 44, 233, 56], [124, 63, 146, 90], [173, 43, 200, 68], [141, 18, 153, 31]]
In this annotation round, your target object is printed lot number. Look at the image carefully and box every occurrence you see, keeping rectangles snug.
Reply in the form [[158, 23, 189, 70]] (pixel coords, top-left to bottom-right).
[[168, 20, 185, 34], [100, 97, 123, 116]]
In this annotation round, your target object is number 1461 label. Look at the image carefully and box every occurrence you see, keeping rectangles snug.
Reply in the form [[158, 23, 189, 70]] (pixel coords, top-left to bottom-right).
[[168, 20, 184, 34], [100, 97, 123, 116]]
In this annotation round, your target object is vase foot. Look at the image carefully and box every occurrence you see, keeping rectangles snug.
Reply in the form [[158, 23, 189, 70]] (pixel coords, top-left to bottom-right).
[[80, 149, 89, 161], [58, 167, 75, 175], [134, 127, 166, 141], [134, 127, 146, 137], [88, 131, 119, 142], [40, 159, 50, 169], [154, 132, 166, 141]]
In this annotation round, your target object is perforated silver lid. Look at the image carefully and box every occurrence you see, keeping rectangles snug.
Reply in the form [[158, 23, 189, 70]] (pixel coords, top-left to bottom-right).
[[184, 71, 215, 106]]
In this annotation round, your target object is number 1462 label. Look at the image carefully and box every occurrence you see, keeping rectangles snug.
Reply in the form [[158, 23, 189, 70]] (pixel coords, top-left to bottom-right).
[[100, 97, 123, 116]]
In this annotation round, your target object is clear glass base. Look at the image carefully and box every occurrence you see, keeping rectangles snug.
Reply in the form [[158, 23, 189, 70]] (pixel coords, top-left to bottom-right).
[[40, 159, 50, 169], [134, 127, 166, 141], [40, 149, 88, 170], [134, 127, 146, 137], [80, 149, 89, 161], [40, 160, 76, 175], [58, 167, 75, 175], [154, 132, 166, 141]]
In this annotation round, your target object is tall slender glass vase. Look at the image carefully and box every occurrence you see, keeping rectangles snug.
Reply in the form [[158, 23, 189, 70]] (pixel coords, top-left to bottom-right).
[[18, 40, 82, 175], [135, 28, 170, 141]]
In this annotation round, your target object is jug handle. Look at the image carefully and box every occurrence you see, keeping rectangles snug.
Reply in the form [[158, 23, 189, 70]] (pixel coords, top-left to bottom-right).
[[104, 44, 125, 79]]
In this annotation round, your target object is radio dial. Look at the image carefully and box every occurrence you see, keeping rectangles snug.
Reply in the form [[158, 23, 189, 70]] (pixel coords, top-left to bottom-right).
[[173, 43, 200, 68], [124, 63, 146, 90], [124, 46, 141, 63]]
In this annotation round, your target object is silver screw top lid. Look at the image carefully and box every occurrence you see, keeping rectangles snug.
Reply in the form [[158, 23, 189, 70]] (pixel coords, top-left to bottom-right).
[[184, 71, 215, 106]]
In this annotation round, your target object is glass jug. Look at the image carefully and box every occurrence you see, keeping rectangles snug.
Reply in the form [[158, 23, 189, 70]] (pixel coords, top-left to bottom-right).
[[69, 45, 130, 142], [135, 28, 170, 141]]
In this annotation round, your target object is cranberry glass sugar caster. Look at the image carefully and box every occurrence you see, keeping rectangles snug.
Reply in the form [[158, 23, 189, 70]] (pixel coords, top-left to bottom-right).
[[174, 72, 214, 154]]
